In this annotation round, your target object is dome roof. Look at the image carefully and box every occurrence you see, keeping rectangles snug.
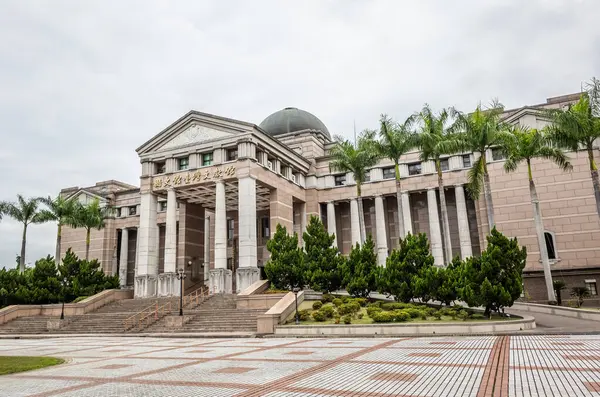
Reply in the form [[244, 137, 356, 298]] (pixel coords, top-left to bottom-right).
[[259, 107, 330, 139]]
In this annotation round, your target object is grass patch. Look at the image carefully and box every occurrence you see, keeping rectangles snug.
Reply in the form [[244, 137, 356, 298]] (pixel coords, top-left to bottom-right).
[[0, 356, 64, 375]]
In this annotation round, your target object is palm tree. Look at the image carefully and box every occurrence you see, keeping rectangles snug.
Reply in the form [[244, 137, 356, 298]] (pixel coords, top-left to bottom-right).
[[451, 100, 513, 230], [70, 199, 111, 260], [367, 114, 417, 240], [329, 133, 380, 243], [504, 126, 572, 302], [545, 79, 600, 220], [39, 195, 79, 265], [413, 105, 463, 263], [0, 195, 51, 273]]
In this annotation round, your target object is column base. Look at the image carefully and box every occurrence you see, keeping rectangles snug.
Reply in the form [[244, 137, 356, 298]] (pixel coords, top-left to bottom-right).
[[134, 275, 157, 298], [118, 268, 128, 288], [236, 267, 261, 293], [209, 268, 232, 294], [157, 272, 180, 297]]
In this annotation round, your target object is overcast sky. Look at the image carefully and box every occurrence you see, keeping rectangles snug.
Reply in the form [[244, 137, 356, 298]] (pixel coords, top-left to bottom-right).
[[0, 0, 599, 268]]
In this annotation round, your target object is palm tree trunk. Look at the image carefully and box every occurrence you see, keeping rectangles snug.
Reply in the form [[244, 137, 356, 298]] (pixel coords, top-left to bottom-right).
[[587, 147, 600, 220], [482, 159, 496, 230], [394, 162, 406, 240], [528, 160, 556, 303], [20, 224, 27, 274], [85, 228, 91, 261], [437, 161, 452, 264], [55, 223, 62, 265], [356, 184, 366, 243]]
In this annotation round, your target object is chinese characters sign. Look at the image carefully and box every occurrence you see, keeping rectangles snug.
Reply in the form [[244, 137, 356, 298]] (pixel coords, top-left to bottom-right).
[[153, 165, 236, 190]]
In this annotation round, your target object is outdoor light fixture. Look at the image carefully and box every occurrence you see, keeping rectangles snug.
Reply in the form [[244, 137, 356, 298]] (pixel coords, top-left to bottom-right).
[[292, 287, 301, 325], [60, 277, 67, 320], [177, 268, 187, 316]]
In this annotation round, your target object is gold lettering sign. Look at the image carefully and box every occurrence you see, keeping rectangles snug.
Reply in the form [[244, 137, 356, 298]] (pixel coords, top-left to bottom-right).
[[152, 165, 237, 190]]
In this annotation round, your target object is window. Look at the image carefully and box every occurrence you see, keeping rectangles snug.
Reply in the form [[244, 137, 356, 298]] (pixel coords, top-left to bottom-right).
[[491, 148, 506, 161], [334, 174, 346, 186], [202, 152, 213, 166], [227, 257, 234, 270], [586, 281, 598, 296], [544, 231, 557, 260], [159, 201, 167, 212], [227, 219, 234, 240], [382, 167, 395, 179], [155, 161, 166, 174], [408, 162, 422, 176], [227, 148, 238, 161], [261, 217, 270, 238], [363, 170, 371, 182], [178, 157, 189, 170], [440, 158, 449, 172], [128, 206, 137, 216], [462, 154, 471, 168], [116, 208, 122, 217]]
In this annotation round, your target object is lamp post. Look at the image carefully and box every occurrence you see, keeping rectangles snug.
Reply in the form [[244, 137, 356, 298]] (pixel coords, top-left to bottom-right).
[[60, 277, 67, 320], [177, 268, 187, 316], [292, 287, 300, 325]]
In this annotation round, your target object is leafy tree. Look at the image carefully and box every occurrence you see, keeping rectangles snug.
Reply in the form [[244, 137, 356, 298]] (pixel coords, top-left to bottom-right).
[[434, 257, 462, 306], [58, 249, 119, 302], [366, 115, 416, 239], [451, 101, 514, 229], [570, 286, 591, 308], [69, 199, 112, 260], [28, 256, 62, 304], [264, 224, 305, 290], [553, 280, 567, 306], [341, 235, 378, 298], [0, 195, 52, 273], [545, 79, 600, 220], [413, 105, 463, 263], [329, 133, 380, 243], [504, 126, 572, 302], [460, 228, 527, 317], [39, 195, 79, 265], [303, 216, 344, 293], [414, 265, 438, 304], [378, 233, 434, 302]]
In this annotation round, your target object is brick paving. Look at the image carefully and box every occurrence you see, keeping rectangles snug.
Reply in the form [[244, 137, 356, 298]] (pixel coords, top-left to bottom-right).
[[2, 336, 600, 396]]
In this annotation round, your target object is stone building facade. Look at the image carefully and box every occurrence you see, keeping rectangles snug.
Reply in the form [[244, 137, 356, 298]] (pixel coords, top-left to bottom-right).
[[58, 94, 600, 302]]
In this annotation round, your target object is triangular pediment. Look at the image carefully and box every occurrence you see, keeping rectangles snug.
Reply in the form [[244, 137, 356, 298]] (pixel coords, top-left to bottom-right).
[[157, 123, 234, 151]]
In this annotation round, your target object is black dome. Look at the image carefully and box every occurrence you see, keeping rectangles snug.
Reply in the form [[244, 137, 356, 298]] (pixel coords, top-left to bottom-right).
[[259, 107, 330, 139]]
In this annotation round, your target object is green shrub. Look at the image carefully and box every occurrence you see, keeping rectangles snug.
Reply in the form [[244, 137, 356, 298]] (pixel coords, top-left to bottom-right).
[[433, 311, 442, 320], [338, 301, 361, 316], [71, 296, 89, 303], [368, 301, 382, 308], [332, 298, 343, 307], [319, 304, 336, 318], [440, 308, 457, 318], [381, 302, 406, 311], [470, 313, 485, 320], [457, 310, 469, 321], [312, 311, 326, 322], [312, 301, 323, 310], [334, 314, 341, 324], [321, 294, 334, 303], [357, 313, 364, 319], [404, 308, 424, 319], [426, 307, 438, 316], [371, 311, 395, 323], [420, 311, 428, 320], [341, 296, 350, 303], [366, 306, 383, 318], [342, 315, 352, 324], [298, 309, 311, 321], [394, 310, 410, 322], [354, 298, 368, 307]]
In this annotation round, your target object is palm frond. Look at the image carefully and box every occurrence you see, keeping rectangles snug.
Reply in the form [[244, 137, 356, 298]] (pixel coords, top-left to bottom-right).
[[466, 155, 485, 199], [537, 146, 573, 172]]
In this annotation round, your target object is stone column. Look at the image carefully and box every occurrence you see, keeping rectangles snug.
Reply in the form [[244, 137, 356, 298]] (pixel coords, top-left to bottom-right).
[[427, 188, 444, 267], [374, 195, 388, 266], [299, 202, 307, 247], [236, 176, 260, 292], [135, 192, 158, 297], [401, 191, 413, 235], [210, 180, 232, 293], [326, 201, 337, 249], [119, 228, 128, 288], [455, 184, 473, 259], [204, 214, 210, 282], [350, 198, 361, 246], [159, 188, 178, 296]]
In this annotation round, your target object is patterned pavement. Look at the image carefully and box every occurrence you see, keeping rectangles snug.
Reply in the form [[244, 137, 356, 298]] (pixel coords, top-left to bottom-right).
[[1, 335, 600, 396]]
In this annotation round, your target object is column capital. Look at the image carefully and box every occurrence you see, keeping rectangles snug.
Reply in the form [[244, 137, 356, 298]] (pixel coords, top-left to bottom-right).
[[454, 183, 466, 189], [427, 187, 436, 191], [401, 190, 411, 195], [237, 174, 257, 181], [373, 193, 383, 198]]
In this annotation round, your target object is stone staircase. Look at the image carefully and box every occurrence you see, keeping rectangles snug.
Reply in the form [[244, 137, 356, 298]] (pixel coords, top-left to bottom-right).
[[0, 294, 264, 335]]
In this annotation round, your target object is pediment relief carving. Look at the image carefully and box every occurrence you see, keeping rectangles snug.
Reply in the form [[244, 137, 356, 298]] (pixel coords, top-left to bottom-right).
[[159, 124, 233, 150]]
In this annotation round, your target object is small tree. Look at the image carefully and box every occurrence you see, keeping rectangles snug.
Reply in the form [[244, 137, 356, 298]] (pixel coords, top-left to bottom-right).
[[303, 216, 344, 293], [414, 265, 438, 304], [434, 256, 462, 306], [341, 235, 377, 298], [460, 228, 527, 317], [378, 233, 434, 302], [69, 199, 112, 261], [571, 286, 590, 308], [264, 225, 306, 290], [58, 249, 119, 301], [553, 280, 567, 305]]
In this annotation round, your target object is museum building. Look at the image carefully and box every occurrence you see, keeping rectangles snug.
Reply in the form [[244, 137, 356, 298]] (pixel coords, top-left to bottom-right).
[[58, 92, 600, 301]]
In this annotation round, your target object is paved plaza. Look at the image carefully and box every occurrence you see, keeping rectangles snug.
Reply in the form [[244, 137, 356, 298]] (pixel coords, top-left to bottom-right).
[[1, 335, 600, 396]]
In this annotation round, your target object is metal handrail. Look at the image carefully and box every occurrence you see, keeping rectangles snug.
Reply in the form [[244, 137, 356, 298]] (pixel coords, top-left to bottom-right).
[[182, 285, 210, 310]]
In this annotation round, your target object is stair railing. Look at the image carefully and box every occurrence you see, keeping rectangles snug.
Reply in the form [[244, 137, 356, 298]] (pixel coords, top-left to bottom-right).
[[181, 285, 210, 310], [123, 300, 174, 332]]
